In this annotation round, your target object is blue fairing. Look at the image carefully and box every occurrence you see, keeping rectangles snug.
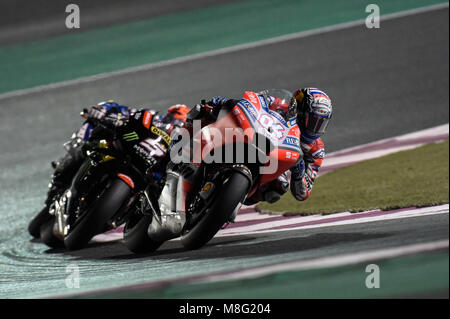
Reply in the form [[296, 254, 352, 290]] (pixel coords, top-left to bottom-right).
[[83, 124, 93, 141], [101, 102, 130, 115]]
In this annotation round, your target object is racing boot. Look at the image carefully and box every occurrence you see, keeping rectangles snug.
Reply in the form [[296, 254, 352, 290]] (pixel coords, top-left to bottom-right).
[[244, 172, 290, 205]]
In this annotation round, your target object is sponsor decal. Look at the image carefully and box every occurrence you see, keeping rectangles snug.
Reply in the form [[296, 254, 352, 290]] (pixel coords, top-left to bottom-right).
[[238, 99, 253, 108], [142, 110, 153, 129], [258, 94, 268, 109], [247, 92, 259, 105], [122, 131, 139, 141], [268, 109, 288, 126], [283, 136, 299, 147], [238, 99, 258, 120], [139, 137, 167, 156], [133, 144, 158, 165], [150, 126, 172, 146]]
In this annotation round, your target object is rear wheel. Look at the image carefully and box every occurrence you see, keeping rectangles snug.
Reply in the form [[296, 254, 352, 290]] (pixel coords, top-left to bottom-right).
[[64, 179, 131, 250], [180, 172, 250, 250], [123, 214, 163, 253]]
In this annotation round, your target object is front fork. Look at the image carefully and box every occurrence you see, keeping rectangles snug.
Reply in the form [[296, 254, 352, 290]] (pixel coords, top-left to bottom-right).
[[48, 189, 71, 240], [49, 159, 93, 239]]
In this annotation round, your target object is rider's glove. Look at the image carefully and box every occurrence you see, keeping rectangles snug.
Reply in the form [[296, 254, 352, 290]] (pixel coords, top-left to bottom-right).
[[186, 104, 204, 127], [186, 101, 218, 126], [290, 160, 317, 201], [207, 96, 229, 106], [88, 105, 107, 120], [290, 159, 306, 181], [103, 113, 125, 127]]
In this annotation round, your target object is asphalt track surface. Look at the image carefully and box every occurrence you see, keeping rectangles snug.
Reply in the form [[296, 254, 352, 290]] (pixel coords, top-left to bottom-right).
[[0, 7, 448, 298]]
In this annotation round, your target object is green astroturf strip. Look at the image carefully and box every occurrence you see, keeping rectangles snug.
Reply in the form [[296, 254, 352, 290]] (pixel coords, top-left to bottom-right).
[[258, 140, 449, 215], [0, 0, 447, 94], [85, 250, 449, 298]]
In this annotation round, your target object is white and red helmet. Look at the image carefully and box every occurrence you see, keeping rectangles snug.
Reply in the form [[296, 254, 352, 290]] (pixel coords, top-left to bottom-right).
[[294, 88, 332, 139]]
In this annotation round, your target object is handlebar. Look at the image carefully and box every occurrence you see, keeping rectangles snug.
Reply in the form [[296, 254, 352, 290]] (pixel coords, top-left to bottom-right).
[[80, 108, 128, 130]]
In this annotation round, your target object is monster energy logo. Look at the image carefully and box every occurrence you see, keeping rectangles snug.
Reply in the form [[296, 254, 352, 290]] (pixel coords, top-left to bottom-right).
[[122, 131, 139, 141]]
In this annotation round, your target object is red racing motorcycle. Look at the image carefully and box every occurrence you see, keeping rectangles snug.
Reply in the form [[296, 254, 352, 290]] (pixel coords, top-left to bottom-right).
[[123, 89, 303, 252]]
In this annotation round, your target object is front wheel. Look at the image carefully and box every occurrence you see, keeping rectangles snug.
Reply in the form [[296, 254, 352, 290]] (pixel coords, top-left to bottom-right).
[[40, 217, 64, 248], [28, 207, 53, 238], [180, 172, 250, 250], [123, 214, 163, 254], [64, 179, 131, 250]]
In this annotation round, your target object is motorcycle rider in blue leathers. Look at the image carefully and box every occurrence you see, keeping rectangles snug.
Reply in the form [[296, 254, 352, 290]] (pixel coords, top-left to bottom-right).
[[28, 100, 189, 238]]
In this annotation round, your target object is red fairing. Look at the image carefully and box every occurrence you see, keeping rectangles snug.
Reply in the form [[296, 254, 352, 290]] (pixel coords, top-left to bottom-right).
[[117, 173, 135, 189], [188, 90, 302, 195], [142, 110, 153, 129]]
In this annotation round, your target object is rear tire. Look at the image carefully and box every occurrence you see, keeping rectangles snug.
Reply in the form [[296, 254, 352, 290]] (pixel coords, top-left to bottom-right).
[[180, 172, 250, 250], [123, 215, 163, 254], [64, 179, 131, 250]]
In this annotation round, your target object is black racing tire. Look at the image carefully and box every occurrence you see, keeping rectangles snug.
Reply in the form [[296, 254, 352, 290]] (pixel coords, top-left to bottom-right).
[[123, 215, 163, 254], [180, 172, 250, 250], [40, 217, 64, 249], [64, 179, 131, 250], [28, 207, 53, 238]]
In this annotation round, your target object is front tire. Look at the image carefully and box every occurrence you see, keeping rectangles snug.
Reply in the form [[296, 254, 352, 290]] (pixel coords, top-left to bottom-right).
[[123, 215, 163, 254], [28, 207, 53, 238], [40, 217, 64, 248], [64, 179, 131, 250], [180, 172, 250, 250]]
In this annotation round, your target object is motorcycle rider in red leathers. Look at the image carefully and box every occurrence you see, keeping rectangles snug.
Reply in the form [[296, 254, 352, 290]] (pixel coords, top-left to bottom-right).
[[28, 101, 190, 238], [187, 88, 333, 206]]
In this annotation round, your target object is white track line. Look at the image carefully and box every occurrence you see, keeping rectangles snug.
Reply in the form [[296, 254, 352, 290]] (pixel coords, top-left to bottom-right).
[[1, 2, 448, 101], [92, 204, 449, 243], [217, 205, 449, 237], [322, 124, 449, 170], [197, 239, 449, 283]]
